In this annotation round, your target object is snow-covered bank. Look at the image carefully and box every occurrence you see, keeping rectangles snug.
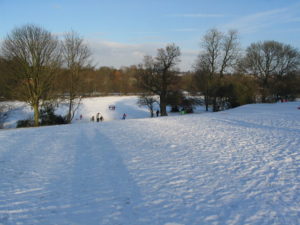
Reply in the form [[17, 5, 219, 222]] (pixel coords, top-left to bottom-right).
[[0, 101, 299, 224]]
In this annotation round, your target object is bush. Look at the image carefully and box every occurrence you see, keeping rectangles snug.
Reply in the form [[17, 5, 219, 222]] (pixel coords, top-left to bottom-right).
[[16, 103, 67, 128], [212, 75, 257, 110], [170, 105, 180, 112], [16, 119, 34, 128], [167, 91, 198, 113], [39, 105, 67, 126], [180, 97, 199, 113]]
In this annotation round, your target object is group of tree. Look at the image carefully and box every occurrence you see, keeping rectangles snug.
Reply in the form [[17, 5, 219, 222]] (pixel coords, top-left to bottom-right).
[[135, 44, 181, 116], [1, 24, 300, 127], [0, 24, 94, 126], [193, 29, 300, 112], [135, 29, 300, 115]]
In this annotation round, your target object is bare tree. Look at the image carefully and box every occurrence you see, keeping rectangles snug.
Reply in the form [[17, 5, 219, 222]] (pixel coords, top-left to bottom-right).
[[62, 31, 92, 123], [137, 94, 159, 117], [200, 28, 223, 77], [137, 44, 181, 116], [195, 28, 240, 111], [1, 24, 61, 126], [220, 30, 240, 76], [241, 40, 300, 102]]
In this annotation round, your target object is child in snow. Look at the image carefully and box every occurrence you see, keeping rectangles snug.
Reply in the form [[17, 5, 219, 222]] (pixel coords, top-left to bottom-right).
[[122, 113, 127, 120]]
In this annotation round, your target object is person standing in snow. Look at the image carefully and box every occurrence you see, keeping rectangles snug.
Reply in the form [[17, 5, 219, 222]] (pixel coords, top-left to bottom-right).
[[122, 113, 127, 120], [156, 110, 160, 117], [96, 113, 100, 122]]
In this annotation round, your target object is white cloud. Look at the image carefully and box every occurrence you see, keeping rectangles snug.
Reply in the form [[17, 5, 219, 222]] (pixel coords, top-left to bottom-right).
[[52, 4, 62, 9], [86, 39, 160, 68], [171, 13, 225, 18], [223, 5, 300, 34], [171, 28, 199, 32], [86, 39, 198, 71]]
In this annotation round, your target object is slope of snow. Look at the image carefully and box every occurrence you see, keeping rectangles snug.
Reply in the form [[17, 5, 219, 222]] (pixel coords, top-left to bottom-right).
[[0, 101, 299, 224], [2, 96, 203, 128], [75, 96, 153, 121], [2, 96, 153, 128]]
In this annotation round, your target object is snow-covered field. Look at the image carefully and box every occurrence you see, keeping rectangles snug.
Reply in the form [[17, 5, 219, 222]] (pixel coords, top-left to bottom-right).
[[3, 96, 201, 129], [2, 96, 156, 129], [0, 97, 300, 225]]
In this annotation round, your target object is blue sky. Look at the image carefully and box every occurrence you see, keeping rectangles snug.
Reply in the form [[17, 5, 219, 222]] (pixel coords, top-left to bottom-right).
[[1, 0, 300, 70]]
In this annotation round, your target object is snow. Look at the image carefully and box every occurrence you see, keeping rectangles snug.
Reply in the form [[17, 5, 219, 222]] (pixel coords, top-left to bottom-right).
[[2, 96, 206, 129], [0, 98, 300, 224], [2, 96, 164, 128], [71, 96, 153, 122]]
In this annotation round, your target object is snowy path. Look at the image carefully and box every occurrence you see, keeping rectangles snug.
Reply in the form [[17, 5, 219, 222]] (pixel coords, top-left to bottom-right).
[[0, 102, 300, 224]]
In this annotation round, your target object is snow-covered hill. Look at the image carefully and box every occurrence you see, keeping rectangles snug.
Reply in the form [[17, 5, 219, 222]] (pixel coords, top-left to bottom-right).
[[2, 96, 154, 128], [0, 101, 299, 224], [3, 96, 203, 129]]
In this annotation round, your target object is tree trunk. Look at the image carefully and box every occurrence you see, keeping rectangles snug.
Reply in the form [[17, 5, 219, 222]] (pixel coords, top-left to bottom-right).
[[261, 92, 266, 103], [150, 105, 154, 117], [205, 94, 209, 111], [212, 97, 218, 112], [160, 95, 168, 116], [261, 77, 269, 103], [33, 103, 39, 127], [67, 98, 73, 123]]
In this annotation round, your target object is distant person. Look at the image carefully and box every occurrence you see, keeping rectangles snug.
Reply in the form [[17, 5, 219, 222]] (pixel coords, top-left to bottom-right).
[[109, 105, 116, 110], [91, 116, 95, 122], [122, 113, 127, 120], [100, 115, 104, 122], [80, 114, 83, 120], [156, 110, 160, 117], [96, 113, 100, 122]]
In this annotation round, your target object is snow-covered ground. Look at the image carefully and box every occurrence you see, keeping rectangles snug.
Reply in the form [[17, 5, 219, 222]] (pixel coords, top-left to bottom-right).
[[0, 99, 299, 224], [2, 96, 152, 128], [2, 96, 204, 129]]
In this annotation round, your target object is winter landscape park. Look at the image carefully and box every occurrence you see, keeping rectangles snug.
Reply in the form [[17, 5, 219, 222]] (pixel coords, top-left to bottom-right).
[[1, 0, 300, 224], [0, 97, 300, 225]]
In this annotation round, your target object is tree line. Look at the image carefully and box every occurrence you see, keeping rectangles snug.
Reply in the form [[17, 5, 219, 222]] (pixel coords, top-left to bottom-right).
[[0, 24, 300, 126], [136, 28, 300, 116]]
